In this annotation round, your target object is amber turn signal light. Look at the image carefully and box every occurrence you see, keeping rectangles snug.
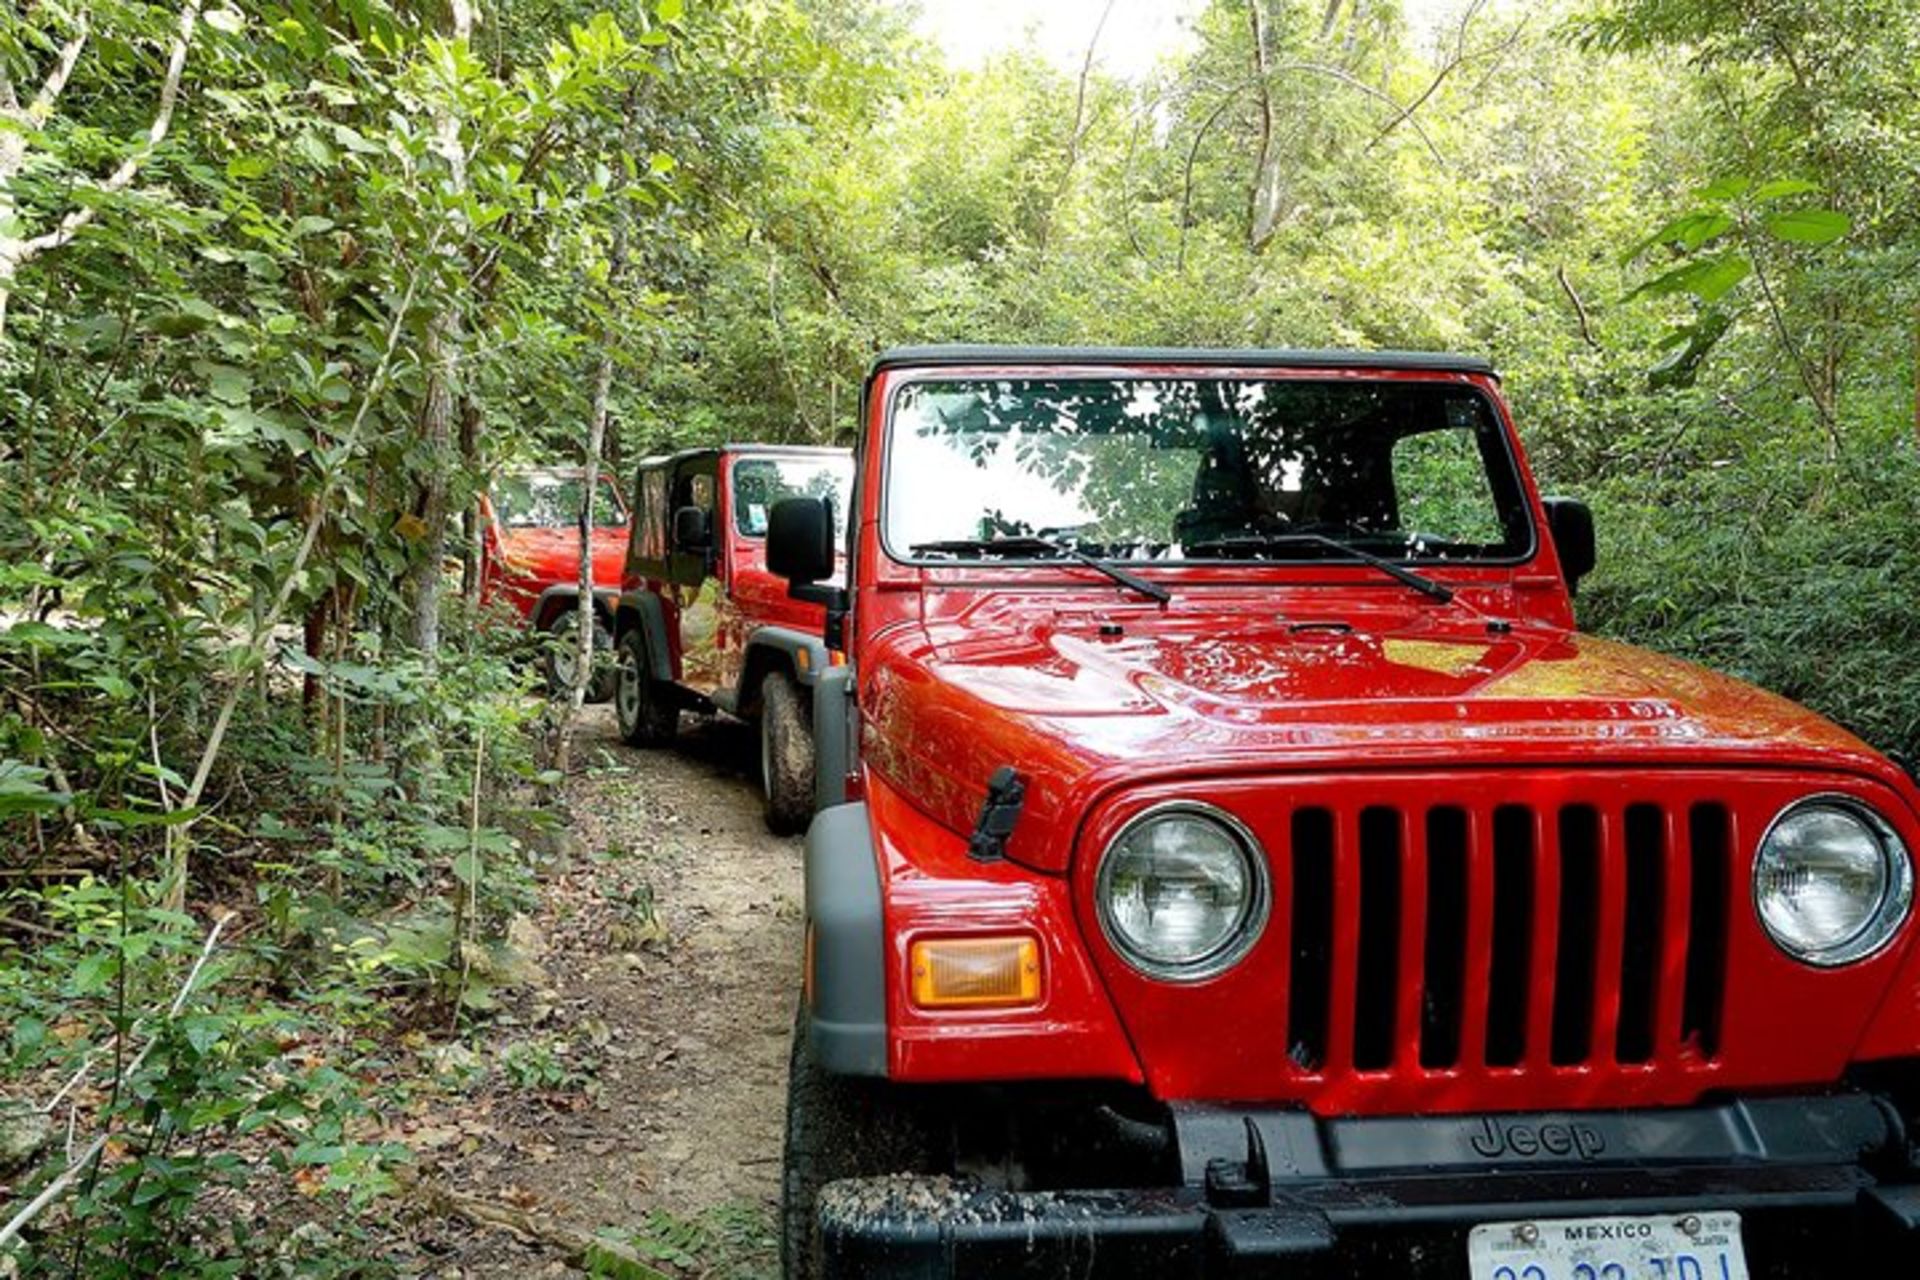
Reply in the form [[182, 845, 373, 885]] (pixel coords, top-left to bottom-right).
[[909, 936, 1042, 1009]]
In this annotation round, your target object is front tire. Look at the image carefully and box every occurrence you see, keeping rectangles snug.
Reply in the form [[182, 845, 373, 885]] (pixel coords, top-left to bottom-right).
[[614, 628, 677, 747], [760, 670, 814, 835], [781, 1004, 946, 1280]]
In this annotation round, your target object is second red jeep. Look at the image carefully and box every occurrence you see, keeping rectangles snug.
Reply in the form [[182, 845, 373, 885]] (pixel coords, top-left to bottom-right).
[[611, 444, 852, 833]]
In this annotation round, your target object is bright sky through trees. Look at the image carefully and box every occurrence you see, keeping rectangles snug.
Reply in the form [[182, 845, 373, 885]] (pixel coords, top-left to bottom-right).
[[906, 0, 1460, 77]]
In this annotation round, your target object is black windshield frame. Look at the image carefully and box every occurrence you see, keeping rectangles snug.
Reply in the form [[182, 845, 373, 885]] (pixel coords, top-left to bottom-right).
[[877, 373, 1538, 571]]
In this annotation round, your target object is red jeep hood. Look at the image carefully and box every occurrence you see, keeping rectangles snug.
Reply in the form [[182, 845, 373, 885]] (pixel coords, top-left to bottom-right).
[[861, 594, 1899, 873], [498, 526, 626, 588]]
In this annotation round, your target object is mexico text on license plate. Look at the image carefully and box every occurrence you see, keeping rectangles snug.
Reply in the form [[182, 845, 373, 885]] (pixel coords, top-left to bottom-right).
[[1467, 1212, 1749, 1280]]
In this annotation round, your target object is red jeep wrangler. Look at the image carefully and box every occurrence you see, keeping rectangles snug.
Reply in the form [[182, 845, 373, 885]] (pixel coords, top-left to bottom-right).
[[765, 347, 1920, 1278], [479, 466, 629, 701], [611, 444, 853, 833]]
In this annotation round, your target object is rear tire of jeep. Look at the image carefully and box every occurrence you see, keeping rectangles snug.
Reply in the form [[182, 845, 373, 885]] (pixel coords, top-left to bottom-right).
[[781, 1003, 945, 1280], [760, 671, 813, 836], [614, 628, 677, 747], [543, 610, 615, 704]]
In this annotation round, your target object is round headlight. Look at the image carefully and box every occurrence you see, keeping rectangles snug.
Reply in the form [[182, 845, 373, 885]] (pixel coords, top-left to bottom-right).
[[1096, 803, 1269, 981], [1754, 797, 1913, 967]]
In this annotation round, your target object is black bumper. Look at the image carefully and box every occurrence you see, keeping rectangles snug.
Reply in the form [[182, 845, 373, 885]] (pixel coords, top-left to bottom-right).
[[819, 1094, 1920, 1277]]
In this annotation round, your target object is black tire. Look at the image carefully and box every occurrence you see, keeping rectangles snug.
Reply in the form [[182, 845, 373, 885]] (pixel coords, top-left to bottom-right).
[[760, 670, 814, 836], [781, 1004, 946, 1280], [543, 609, 615, 704], [613, 627, 677, 747]]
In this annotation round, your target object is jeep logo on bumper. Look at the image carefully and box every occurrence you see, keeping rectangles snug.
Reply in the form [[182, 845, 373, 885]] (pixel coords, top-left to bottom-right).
[[1469, 1117, 1607, 1161]]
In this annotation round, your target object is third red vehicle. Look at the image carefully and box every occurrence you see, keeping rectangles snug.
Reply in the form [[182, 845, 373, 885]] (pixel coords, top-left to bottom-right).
[[479, 466, 628, 701]]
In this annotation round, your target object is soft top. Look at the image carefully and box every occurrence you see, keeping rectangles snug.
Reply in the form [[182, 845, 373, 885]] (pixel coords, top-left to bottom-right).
[[631, 443, 846, 472], [868, 345, 1497, 378]]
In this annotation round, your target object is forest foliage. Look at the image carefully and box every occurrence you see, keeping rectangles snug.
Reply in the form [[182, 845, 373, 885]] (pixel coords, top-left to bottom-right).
[[2, 0, 1919, 1271]]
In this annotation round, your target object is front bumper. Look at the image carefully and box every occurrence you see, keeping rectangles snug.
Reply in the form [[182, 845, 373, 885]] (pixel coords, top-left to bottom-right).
[[819, 1094, 1920, 1277]]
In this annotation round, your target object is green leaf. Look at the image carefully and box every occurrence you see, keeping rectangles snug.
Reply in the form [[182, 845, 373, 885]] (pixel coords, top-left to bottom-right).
[[584, 1242, 673, 1280], [204, 364, 254, 405], [1764, 209, 1852, 245], [0, 759, 69, 817], [296, 131, 337, 167], [1620, 211, 1733, 263], [1627, 251, 1750, 303], [1692, 176, 1752, 203], [1751, 179, 1819, 204], [86, 805, 202, 828], [72, 950, 117, 995], [656, 0, 684, 23], [88, 673, 136, 699], [451, 851, 482, 885], [181, 1015, 225, 1054]]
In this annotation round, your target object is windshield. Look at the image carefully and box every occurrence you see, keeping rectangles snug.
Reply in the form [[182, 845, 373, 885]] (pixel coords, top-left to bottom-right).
[[494, 473, 627, 529], [732, 455, 852, 539], [883, 377, 1531, 564]]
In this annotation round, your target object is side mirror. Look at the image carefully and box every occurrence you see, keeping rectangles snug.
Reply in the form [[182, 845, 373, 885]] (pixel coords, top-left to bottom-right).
[[1543, 496, 1596, 596], [672, 505, 711, 551], [768, 496, 835, 585]]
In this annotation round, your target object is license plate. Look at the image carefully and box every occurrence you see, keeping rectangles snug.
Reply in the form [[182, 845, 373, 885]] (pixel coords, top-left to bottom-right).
[[1468, 1212, 1749, 1280]]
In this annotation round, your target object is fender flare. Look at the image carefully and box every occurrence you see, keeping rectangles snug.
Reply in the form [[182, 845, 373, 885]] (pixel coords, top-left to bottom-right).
[[532, 584, 618, 632], [805, 802, 887, 1077], [742, 626, 831, 691], [613, 590, 674, 682], [738, 628, 853, 811]]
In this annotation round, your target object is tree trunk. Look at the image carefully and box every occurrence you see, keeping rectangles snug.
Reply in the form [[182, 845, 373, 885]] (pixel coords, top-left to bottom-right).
[[403, 0, 476, 659], [1246, 0, 1283, 252], [406, 317, 457, 656], [552, 91, 637, 776], [552, 350, 614, 777]]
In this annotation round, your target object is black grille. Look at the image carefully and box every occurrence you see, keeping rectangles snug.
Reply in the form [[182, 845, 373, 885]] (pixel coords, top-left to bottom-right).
[[1283, 798, 1731, 1077]]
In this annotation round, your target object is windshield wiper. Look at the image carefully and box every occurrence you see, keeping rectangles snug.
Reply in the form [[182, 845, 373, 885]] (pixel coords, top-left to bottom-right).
[[1184, 532, 1454, 604], [910, 536, 1171, 604]]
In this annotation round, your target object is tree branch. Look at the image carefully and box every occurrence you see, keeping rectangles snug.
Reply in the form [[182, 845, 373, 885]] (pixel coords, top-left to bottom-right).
[[32, 13, 92, 120], [1179, 61, 1444, 269], [1556, 265, 1600, 352], [1038, 0, 1116, 252], [1366, 0, 1525, 154], [14, 0, 204, 262]]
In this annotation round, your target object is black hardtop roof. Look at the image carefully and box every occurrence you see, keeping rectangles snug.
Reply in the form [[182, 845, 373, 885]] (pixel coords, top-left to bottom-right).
[[868, 344, 1497, 378], [632, 443, 849, 472]]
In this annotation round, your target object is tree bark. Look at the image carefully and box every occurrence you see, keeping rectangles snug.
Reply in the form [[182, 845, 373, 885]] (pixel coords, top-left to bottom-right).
[[403, 0, 476, 658], [553, 91, 637, 776], [1246, 0, 1282, 252]]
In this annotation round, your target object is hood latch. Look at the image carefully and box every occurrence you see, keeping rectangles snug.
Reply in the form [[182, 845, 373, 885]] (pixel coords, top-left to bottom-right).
[[968, 766, 1027, 863]]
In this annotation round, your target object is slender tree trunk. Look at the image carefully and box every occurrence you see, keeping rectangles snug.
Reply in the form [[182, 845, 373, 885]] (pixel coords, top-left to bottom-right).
[[553, 90, 638, 774], [406, 319, 457, 655], [552, 347, 615, 777], [1247, 0, 1282, 251], [403, 0, 476, 658]]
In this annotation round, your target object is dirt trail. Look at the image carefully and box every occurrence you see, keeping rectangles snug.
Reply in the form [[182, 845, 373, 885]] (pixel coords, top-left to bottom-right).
[[405, 705, 801, 1276]]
